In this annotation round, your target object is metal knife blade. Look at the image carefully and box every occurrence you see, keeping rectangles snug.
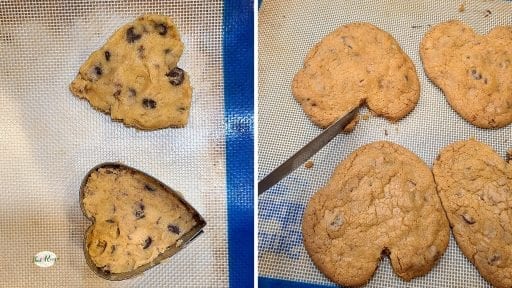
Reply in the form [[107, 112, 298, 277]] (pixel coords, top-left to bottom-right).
[[258, 106, 359, 195]]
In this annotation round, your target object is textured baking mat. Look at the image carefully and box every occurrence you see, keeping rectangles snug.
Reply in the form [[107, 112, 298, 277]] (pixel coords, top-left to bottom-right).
[[258, 0, 512, 287], [0, 0, 246, 287]]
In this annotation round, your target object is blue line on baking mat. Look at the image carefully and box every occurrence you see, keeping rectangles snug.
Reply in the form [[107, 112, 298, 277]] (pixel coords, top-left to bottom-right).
[[223, 0, 254, 287], [259, 277, 336, 288]]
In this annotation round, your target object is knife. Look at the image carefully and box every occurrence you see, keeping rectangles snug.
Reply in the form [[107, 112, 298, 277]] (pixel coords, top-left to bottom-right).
[[258, 106, 359, 195]]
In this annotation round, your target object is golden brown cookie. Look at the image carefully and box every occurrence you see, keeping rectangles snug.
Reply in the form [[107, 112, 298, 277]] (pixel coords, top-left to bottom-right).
[[420, 20, 512, 128], [81, 163, 205, 280], [433, 139, 512, 288], [302, 141, 449, 286], [292, 23, 420, 129], [70, 14, 192, 130]]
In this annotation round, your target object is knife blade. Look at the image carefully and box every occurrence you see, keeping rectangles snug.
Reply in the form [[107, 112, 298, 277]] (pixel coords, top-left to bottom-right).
[[258, 106, 359, 195]]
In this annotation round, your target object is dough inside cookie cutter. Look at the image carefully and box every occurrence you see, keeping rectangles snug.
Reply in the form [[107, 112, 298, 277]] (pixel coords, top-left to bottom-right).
[[79, 162, 206, 280]]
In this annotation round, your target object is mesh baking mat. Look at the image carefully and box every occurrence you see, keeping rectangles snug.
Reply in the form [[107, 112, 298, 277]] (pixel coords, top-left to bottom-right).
[[0, 1, 228, 287], [258, 0, 512, 286]]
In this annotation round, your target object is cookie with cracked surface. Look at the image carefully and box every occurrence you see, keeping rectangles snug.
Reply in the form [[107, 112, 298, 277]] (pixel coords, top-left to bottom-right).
[[302, 141, 449, 286], [81, 164, 205, 280], [433, 139, 512, 288], [420, 20, 512, 128], [292, 23, 420, 129], [70, 14, 192, 130]]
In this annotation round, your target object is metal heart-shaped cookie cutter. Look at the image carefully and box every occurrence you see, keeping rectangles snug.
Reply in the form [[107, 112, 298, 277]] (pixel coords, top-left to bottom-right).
[[79, 162, 206, 280]]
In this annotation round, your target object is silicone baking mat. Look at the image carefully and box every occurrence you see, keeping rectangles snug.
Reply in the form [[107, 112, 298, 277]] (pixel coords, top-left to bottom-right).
[[0, 0, 253, 287], [258, 0, 512, 287]]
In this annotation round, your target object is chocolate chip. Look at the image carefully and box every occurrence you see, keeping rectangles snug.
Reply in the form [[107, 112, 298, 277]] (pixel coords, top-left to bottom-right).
[[340, 36, 352, 49], [94, 66, 102, 76], [164, 48, 171, 54], [488, 253, 501, 266], [144, 184, 155, 192], [168, 224, 180, 234], [128, 88, 137, 97], [143, 237, 152, 249], [113, 90, 121, 97], [137, 45, 145, 59], [134, 202, 145, 219], [470, 69, 482, 80], [126, 26, 142, 43], [462, 213, 476, 224], [96, 240, 107, 253], [329, 215, 344, 229], [105, 219, 115, 223], [142, 98, 157, 109], [135, 210, 145, 219], [178, 107, 187, 113], [155, 23, 168, 35], [165, 67, 185, 86], [104, 51, 111, 61]]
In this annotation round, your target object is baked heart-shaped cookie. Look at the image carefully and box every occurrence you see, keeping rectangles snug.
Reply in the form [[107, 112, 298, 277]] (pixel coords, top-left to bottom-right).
[[80, 163, 205, 280], [302, 141, 449, 286], [70, 14, 192, 130], [420, 20, 512, 128], [433, 139, 512, 288], [292, 23, 420, 129]]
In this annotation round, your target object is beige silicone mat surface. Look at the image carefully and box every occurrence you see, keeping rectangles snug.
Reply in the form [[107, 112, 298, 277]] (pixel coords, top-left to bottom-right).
[[0, 1, 227, 287], [258, 0, 512, 287]]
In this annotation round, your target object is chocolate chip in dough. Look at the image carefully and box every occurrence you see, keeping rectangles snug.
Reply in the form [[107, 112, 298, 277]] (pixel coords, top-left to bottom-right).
[[155, 23, 168, 36], [126, 26, 142, 43], [143, 237, 152, 249], [165, 67, 185, 86], [104, 50, 111, 61], [167, 224, 180, 234], [102, 266, 111, 274], [142, 98, 157, 109], [96, 240, 107, 253], [134, 202, 145, 219], [470, 69, 482, 80], [137, 45, 145, 59], [462, 212, 476, 224], [144, 184, 156, 192], [93, 66, 102, 76], [128, 88, 137, 97]]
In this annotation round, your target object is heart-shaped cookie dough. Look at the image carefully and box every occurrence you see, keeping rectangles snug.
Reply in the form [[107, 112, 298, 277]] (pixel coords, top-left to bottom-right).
[[433, 139, 512, 288], [302, 141, 449, 286], [80, 163, 206, 280], [292, 23, 420, 129], [70, 14, 192, 130], [420, 20, 512, 128]]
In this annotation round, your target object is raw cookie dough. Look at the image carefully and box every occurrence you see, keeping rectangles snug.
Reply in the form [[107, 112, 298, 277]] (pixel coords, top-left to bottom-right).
[[302, 141, 449, 286], [420, 20, 512, 128], [82, 166, 198, 275], [70, 14, 192, 130], [433, 139, 512, 288], [292, 23, 420, 129]]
